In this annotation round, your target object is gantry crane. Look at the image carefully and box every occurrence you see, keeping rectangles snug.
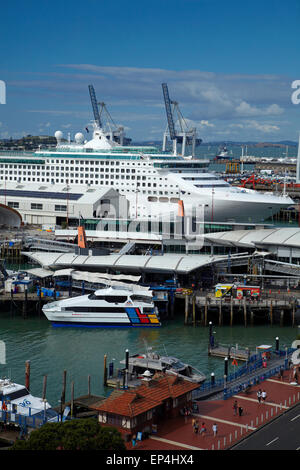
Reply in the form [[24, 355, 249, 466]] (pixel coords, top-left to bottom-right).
[[161, 83, 202, 156], [88, 85, 131, 145]]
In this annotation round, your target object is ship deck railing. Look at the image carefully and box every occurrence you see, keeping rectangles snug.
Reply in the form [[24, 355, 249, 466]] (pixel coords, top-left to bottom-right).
[[0, 408, 60, 430]]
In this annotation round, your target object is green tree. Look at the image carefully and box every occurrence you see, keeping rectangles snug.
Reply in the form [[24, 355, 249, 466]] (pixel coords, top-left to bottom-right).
[[11, 418, 126, 451]]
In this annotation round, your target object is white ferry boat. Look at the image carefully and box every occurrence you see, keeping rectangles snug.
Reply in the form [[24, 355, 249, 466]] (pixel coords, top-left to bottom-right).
[[0, 377, 58, 420], [0, 121, 294, 223], [42, 285, 161, 327]]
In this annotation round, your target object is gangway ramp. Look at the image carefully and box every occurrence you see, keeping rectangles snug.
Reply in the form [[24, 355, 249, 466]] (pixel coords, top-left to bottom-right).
[[118, 242, 136, 255]]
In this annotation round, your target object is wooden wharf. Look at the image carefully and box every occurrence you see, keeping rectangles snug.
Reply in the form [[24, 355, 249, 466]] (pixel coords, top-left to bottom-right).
[[178, 291, 299, 327]]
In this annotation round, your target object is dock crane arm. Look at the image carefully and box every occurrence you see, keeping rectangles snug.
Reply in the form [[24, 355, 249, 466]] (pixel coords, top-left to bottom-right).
[[162, 83, 176, 141], [88, 85, 102, 129]]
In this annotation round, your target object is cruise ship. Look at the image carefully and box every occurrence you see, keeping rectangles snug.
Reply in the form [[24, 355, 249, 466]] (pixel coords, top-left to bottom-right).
[[42, 285, 161, 327], [0, 122, 294, 223]]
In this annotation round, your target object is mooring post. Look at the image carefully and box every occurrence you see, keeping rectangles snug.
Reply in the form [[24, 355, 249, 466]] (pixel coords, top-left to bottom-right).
[[103, 354, 108, 386], [280, 309, 284, 327], [270, 301, 273, 325], [204, 297, 208, 326], [250, 310, 254, 326], [23, 285, 28, 319], [208, 321, 213, 355], [71, 381, 74, 418], [219, 299, 222, 326], [184, 293, 189, 325], [60, 370, 67, 417], [230, 296, 233, 326], [42, 375, 47, 400], [275, 337, 279, 352], [10, 288, 13, 316], [243, 297, 247, 327], [192, 295, 196, 326], [25, 360, 31, 391], [38, 282, 42, 317], [88, 375, 91, 396], [292, 302, 295, 327]]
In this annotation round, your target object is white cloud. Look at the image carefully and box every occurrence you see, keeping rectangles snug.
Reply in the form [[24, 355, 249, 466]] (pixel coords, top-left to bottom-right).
[[235, 101, 284, 117]]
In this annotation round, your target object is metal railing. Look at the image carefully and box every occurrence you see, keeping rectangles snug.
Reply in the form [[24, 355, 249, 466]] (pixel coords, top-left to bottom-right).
[[0, 408, 59, 430], [192, 349, 295, 400]]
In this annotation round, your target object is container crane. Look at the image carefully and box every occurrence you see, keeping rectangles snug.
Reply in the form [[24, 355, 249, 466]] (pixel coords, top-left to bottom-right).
[[87, 85, 131, 145], [161, 83, 202, 157], [88, 85, 102, 129]]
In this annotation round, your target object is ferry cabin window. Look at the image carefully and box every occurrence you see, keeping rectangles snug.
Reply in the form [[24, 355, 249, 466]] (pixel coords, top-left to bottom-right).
[[88, 294, 128, 303], [130, 295, 152, 303]]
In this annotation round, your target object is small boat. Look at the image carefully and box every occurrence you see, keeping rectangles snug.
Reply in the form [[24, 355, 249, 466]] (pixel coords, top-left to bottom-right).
[[215, 145, 232, 160], [42, 285, 161, 327], [120, 347, 206, 384], [0, 377, 58, 421]]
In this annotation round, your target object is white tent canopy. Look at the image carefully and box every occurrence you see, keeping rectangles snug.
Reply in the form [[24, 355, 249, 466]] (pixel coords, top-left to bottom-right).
[[53, 269, 141, 283]]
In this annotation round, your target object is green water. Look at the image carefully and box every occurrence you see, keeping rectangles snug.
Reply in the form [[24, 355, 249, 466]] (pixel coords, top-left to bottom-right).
[[0, 313, 297, 408]]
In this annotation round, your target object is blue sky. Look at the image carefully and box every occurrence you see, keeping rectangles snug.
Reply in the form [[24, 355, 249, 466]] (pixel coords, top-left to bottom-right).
[[0, 0, 300, 142]]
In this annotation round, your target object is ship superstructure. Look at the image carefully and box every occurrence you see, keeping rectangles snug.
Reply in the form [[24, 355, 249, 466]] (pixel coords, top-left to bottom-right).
[[0, 122, 293, 223]]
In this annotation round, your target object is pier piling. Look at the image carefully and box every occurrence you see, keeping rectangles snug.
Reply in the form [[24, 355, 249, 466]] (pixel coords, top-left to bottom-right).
[[184, 294, 189, 325], [25, 360, 30, 391], [61, 370, 67, 415], [42, 375, 47, 400], [192, 296, 196, 326], [103, 354, 108, 386]]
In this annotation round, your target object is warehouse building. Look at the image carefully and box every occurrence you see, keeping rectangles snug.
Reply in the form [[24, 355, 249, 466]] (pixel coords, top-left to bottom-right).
[[0, 182, 127, 227]]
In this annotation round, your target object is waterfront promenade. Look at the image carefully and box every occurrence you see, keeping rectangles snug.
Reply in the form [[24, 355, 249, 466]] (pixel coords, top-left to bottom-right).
[[129, 367, 300, 451]]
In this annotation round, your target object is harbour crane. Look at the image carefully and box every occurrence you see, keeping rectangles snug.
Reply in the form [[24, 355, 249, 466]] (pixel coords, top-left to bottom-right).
[[88, 85, 102, 129], [87, 85, 131, 145], [161, 83, 202, 157]]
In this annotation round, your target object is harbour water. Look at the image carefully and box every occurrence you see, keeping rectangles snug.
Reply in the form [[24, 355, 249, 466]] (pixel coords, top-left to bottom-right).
[[0, 312, 297, 407]]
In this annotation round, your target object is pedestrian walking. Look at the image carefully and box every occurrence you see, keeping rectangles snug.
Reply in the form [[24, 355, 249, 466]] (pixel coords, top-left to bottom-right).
[[257, 389, 262, 404], [212, 423, 218, 437], [192, 419, 199, 434], [233, 400, 238, 416], [200, 422, 206, 436], [279, 367, 284, 380], [261, 390, 267, 403], [238, 406, 243, 416]]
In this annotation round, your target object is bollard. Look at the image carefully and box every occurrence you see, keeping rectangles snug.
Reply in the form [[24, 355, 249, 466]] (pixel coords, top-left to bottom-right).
[[125, 349, 129, 370], [211, 372, 215, 387], [275, 337, 279, 352], [224, 357, 228, 377]]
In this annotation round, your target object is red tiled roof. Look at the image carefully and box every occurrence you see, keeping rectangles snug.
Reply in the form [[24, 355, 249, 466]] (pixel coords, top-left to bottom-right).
[[93, 374, 199, 418]]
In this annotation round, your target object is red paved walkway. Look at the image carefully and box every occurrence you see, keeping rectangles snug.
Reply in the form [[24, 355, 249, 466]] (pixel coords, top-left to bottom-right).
[[131, 370, 300, 451]]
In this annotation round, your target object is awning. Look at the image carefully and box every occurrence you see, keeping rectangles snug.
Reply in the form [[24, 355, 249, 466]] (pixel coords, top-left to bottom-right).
[[25, 267, 53, 279]]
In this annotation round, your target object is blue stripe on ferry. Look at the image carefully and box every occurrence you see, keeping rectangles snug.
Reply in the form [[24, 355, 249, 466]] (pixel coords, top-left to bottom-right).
[[51, 322, 160, 328]]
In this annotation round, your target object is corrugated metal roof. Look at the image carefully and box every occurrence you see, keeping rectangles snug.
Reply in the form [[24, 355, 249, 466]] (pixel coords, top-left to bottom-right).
[[204, 227, 300, 249], [23, 251, 230, 273]]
